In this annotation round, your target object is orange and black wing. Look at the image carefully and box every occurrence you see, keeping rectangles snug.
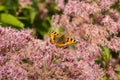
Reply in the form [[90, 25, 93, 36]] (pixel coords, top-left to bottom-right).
[[49, 31, 62, 44], [65, 37, 76, 45]]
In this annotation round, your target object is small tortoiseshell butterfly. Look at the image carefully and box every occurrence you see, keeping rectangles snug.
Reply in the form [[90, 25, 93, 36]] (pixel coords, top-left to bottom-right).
[[49, 31, 76, 47]]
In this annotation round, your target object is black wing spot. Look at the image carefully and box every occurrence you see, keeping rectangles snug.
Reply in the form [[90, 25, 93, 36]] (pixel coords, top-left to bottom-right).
[[66, 38, 69, 42], [74, 40, 75, 42], [54, 32, 56, 34]]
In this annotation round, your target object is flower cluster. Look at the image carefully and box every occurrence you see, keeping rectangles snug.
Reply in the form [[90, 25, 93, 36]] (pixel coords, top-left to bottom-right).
[[52, 0, 120, 79], [0, 27, 33, 53], [107, 36, 120, 52], [53, 0, 120, 52], [0, 0, 120, 80], [0, 26, 104, 79]]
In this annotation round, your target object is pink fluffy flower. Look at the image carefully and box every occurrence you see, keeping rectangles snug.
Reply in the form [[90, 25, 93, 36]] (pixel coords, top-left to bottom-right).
[[106, 66, 118, 80], [109, 9, 120, 21], [96, 0, 117, 10], [0, 26, 33, 53], [102, 15, 119, 35], [107, 37, 120, 52], [76, 40, 102, 63], [0, 26, 105, 79], [52, 0, 120, 79], [78, 24, 109, 45], [64, 0, 101, 17], [19, 0, 32, 8], [55, 0, 65, 11], [0, 55, 7, 66], [0, 62, 27, 80], [0, 0, 120, 79]]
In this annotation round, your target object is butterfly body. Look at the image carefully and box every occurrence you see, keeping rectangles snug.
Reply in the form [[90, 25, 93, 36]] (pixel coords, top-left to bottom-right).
[[49, 31, 76, 47]]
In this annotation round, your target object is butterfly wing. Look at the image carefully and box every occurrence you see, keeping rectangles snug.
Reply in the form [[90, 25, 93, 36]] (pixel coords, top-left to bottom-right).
[[49, 31, 62, 44], [49, 31, 56, 44], [65, 37, 76, 45], [55, 35, 67, 47], [56, 43, 67, 47], [49, 31, 76, 47]]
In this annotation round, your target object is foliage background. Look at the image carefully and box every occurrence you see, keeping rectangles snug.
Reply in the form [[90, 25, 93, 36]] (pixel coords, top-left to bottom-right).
[[0, 0, 57, 39]]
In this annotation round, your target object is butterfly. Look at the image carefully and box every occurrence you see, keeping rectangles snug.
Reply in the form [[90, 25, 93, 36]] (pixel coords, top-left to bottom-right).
[[49, 31, 76, 47]]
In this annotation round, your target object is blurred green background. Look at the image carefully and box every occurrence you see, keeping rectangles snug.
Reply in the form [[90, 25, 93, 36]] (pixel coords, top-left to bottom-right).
[[0, 0, 58, 39]]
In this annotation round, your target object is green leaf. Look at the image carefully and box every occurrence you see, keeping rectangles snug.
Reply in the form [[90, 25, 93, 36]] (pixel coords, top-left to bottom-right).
[[103, 76, 109, 80], [116, 73, 120, 79], [2, 0, 19, 14], [21, 58, 28, 63], [18, 17, 28, 20], [53, 57, 59, 62], [101, 46, 112, 64], [0, 13, 24, 28], [103, 75, 115, 80], [23, 5, 33, 10], [37, 28, 48, 35], [2, 0, 18, 9], [46, 17, 52, 27], [0, 5, 6, 11], [30, 10, 37, 24], [46, 2, 58, 16], [115, 67, 120, 72], [35, 17, 52, 36]]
